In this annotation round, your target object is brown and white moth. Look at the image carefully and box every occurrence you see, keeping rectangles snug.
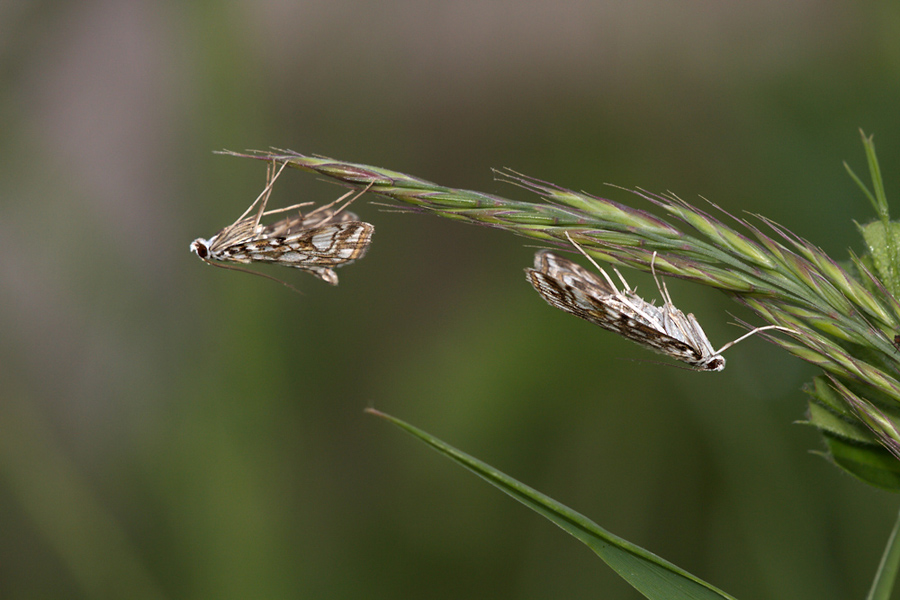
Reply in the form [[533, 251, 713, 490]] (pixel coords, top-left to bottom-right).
[[526, 239, 791, 371], [191, 160, 374, 285]]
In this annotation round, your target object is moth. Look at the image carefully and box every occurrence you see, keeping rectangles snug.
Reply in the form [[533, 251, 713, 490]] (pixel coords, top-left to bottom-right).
[[191, 160, 374, 285], [526, 239, 791, 371]]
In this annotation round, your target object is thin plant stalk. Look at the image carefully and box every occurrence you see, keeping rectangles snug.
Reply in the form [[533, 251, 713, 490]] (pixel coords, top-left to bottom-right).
[[219, 146, 900, 485]]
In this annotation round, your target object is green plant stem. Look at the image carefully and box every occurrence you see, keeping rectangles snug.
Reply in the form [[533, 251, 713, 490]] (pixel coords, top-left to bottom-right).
[[219, 147, 900, 475]]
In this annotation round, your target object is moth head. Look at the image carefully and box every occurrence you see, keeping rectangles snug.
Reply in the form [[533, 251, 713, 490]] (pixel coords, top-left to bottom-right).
[[190, 238, 210, 259], [700, 355, 726, 372]]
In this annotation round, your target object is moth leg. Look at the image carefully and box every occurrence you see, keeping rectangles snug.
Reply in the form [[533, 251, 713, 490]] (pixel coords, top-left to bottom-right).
[[304, 182, 376, 225]]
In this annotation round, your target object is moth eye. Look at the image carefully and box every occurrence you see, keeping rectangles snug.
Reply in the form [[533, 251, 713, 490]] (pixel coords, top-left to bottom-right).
[[705, 357, 726, 371], [191, 239, 209, 258]]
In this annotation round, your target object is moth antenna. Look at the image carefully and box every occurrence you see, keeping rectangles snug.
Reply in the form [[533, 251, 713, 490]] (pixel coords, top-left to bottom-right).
[[614, 356, 705, 372], [712, 325, 797, 356], [198, 257, 304, 295]]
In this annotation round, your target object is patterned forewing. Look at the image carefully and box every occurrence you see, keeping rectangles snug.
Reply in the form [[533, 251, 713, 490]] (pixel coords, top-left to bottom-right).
[[527, 251, 705, 362], [261, 208, 360, 238], [204, 217, 260, 253], [219, 222, 373, 267]]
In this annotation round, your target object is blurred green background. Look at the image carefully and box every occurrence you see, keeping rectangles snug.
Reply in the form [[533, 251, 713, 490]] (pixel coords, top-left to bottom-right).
[[2, 2, 900, 598]]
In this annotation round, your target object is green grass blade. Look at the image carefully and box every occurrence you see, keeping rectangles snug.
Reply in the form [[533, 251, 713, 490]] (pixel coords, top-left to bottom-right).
[[845, 162, 880, 219], [367, 408, 738, 600], [846, 130, 889, 222], [867, 505, 900, 600], [861, 129, 890, 222]]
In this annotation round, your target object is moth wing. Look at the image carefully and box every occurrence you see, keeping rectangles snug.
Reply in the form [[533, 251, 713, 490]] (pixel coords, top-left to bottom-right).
[[202, 217, 261, 253], [281, 221, 374, 265], [300, 266, 340, 286], [261, 209, 361, 238], [531, 251, 616, 294], [527, 259, 616, 324], [300, 208, 360, 228], [527, 251, 705, 363], [217, 221, 371, 265]]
